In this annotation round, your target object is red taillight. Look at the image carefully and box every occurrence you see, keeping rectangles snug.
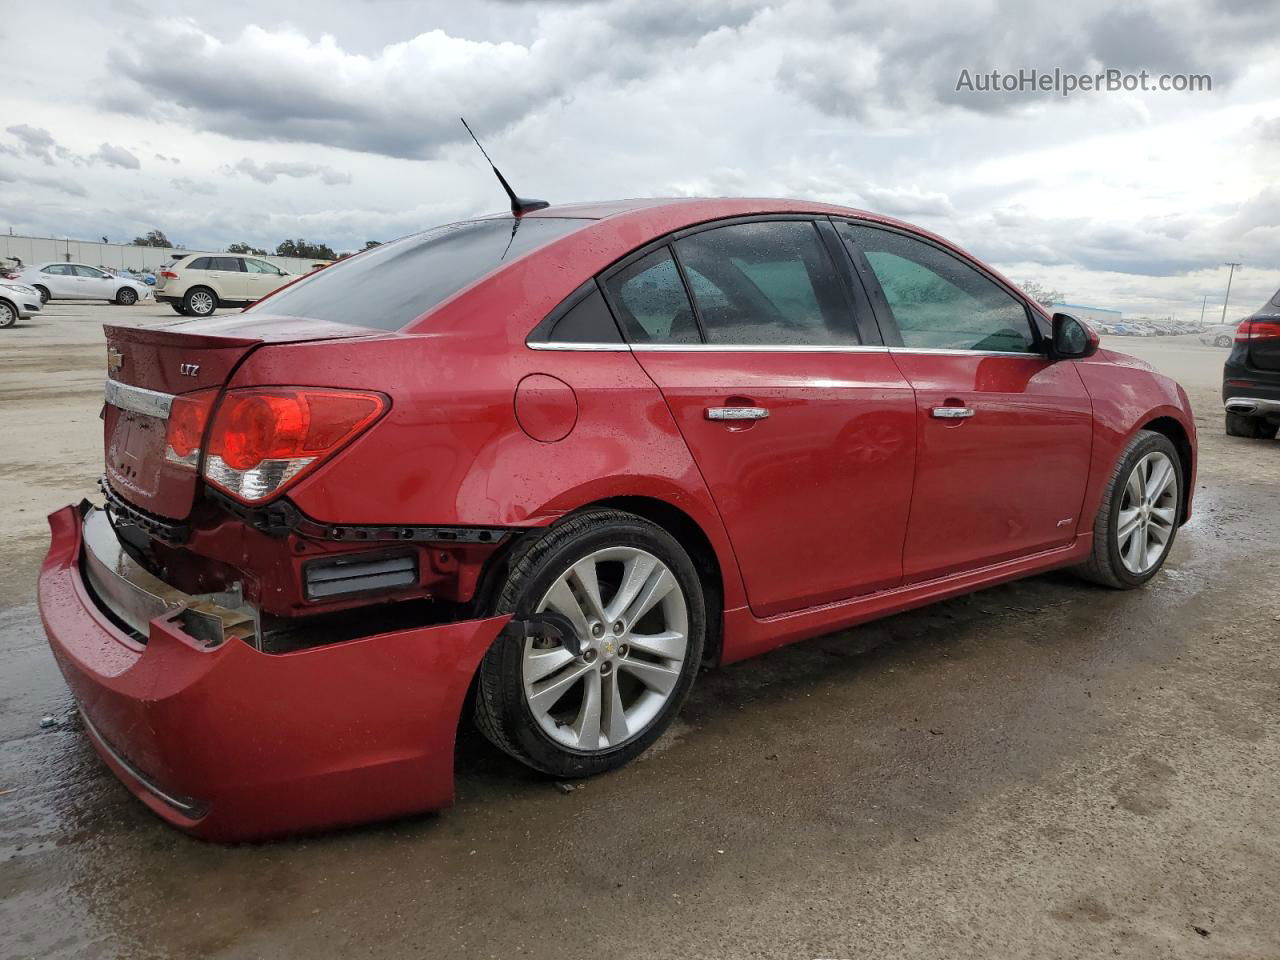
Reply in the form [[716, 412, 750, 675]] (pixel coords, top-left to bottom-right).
[[164, 390, 217, 466], [202, 388, 387, 502], [160, 270, 179, 279], [1236, 319, 1280, 342]]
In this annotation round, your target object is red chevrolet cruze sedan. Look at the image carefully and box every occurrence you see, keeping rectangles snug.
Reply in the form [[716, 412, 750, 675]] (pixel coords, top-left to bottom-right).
[[39, 198, 1196, 840]]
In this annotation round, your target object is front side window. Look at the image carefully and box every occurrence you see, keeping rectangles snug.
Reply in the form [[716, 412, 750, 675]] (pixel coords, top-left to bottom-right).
[[673, 221, 858, 346], [253, 217, 589, 331], [74, 265, 106, 278], [244, 258, 283, 275], [209, 257, 243, 272], [602, 247, 699, 344], [838, 223, 1035, 353]]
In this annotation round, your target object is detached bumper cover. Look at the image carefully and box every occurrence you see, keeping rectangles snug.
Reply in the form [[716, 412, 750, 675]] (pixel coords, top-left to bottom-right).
[[38, 504, 509, 841]]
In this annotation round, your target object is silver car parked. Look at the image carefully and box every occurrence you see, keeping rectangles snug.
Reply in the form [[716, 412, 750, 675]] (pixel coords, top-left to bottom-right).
[[14, 262, 152, 306]]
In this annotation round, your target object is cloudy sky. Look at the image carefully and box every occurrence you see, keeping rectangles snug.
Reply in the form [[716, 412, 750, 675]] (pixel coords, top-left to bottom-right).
[[1, 0, 1278, 318]]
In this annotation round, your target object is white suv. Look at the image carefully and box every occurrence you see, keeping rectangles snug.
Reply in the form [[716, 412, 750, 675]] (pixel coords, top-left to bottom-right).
[[155, 254, 293, 316]]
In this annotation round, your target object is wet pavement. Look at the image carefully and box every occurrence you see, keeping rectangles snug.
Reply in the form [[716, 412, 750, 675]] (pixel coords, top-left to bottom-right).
[[2, 306, 1277, 959]]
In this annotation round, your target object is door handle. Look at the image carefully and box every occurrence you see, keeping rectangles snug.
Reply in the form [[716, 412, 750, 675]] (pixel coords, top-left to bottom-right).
[[706, 406, 770, 421], [931, 406, 975, 419]]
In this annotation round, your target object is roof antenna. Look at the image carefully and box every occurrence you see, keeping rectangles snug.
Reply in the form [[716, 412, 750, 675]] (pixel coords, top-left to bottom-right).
[[459, 117, 549, 217]]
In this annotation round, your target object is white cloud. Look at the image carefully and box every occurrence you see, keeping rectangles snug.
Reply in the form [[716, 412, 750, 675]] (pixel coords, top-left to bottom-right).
[[227, 158, 351, 185], [93, 143, 141, 169]]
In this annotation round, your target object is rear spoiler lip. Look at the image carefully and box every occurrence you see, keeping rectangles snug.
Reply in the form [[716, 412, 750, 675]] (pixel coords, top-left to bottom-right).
[[103, 314, 381, 349]]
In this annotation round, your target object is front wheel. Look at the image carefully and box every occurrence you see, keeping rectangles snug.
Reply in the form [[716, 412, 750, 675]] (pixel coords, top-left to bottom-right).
[[1073, 430, 1183, 589], [0, 300, 16, 328], [1215, 335, 1232, 347], [474, 509, 705, 779]]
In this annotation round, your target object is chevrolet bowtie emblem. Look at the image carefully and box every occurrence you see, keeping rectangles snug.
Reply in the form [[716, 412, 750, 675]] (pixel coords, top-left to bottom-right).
[[106, 346, 123, 377]]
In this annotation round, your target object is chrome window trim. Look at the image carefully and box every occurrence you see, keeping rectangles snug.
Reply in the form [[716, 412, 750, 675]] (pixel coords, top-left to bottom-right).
[[524, 342, 1039, 357], [104, 379, 175, 418], [630, 343, 891, 353], [888, 346, 1043, 358], [525, 341, 632, 352]]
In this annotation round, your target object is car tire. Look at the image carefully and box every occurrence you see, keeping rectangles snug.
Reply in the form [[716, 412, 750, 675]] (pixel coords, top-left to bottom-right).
[[115, 287, 138, 306], [183, 287, 217, 317], [1073, 430, 1183, 590], [0, 299, 16, 328], [1215, 335, 1232, 347], [474, 508, 705, 779], [1225, 412, 1278, 440], [34, 285, 49, 304], [170, 303, 188, 315]]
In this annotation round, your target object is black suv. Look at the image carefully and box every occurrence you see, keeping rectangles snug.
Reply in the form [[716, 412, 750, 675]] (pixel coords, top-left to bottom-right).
[[1223, 287, 1280, 440]]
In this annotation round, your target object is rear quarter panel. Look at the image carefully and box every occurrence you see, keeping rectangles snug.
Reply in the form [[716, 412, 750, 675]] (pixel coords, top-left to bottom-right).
[[232, 331, 750, 613], [1073, 348, 1198, 526]]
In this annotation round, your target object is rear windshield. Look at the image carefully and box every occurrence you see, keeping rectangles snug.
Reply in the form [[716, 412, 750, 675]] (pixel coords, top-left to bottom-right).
[[250, 217, 590, 330]]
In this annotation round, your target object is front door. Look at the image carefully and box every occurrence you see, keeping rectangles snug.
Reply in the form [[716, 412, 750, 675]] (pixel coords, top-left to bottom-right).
[[74, 265, 116, 298], [603, 220, 917, 618], [836, 221, 1093, 582], [243, 257, 287, 302]]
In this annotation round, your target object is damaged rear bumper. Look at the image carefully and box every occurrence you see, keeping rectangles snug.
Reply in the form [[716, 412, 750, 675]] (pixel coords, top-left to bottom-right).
[[38, 503, 509, 841]]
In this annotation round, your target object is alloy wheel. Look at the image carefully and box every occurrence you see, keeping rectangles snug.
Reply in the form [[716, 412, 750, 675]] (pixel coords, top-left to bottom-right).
[[189, 291, 214, 315], [1116, 450, 1178, 574], [0, 301, 15, 327], [522, 546, 689, 752]]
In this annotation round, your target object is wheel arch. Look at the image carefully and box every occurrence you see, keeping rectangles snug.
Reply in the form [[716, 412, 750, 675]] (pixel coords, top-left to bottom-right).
[[469, 494, 728, 668], [592, 494, 726, 667], [1139, 415, 1194, 525]]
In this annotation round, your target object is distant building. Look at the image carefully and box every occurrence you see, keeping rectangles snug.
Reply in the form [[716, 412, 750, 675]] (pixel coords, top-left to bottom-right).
[[1051, 302, 1123, 325]]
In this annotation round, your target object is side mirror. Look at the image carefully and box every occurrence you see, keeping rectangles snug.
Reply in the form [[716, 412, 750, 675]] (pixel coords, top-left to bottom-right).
[[1049, 312, 1099, 360]]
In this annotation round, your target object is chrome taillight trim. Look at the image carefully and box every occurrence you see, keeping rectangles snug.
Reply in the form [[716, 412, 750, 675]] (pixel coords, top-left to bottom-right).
[[104, 379, 175, 419]]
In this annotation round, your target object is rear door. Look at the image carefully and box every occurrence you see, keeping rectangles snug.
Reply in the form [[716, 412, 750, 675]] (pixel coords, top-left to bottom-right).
[[40, 263, 78, 297], [835, 220, 1093, 583], [208, 256, 249, 301], [605, 218, 917, 618]]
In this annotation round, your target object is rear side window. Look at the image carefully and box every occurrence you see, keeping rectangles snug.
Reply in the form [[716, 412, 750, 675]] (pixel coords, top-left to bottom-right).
[[839, 223, 1034, 353], [673, 221, 858, 345], [601, 248, 699, 344], [252, 217, 589, 331], [548, 286, 622, 343], [209, 257, 243, 271], [187, 257, 211, 270]]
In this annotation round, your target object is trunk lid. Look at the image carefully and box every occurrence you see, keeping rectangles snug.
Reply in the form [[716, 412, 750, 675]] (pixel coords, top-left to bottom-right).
[[103, 315, 378, 519]]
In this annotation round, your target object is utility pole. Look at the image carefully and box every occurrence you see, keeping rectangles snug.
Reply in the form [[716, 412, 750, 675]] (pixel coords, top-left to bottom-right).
[[1221, 262, 1241, 325], [1200, 294, 1208, 327]]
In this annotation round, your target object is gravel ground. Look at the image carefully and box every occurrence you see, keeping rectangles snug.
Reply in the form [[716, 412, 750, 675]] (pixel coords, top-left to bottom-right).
[[1, 302, 1276, 960]]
